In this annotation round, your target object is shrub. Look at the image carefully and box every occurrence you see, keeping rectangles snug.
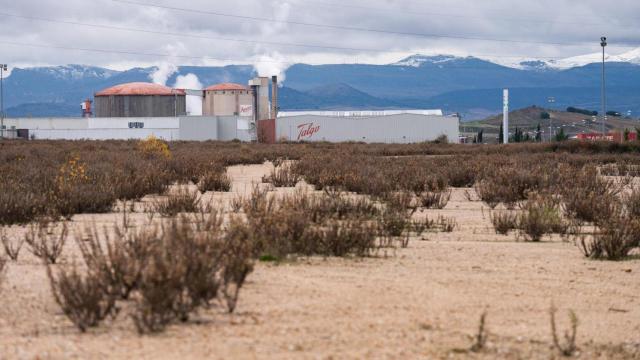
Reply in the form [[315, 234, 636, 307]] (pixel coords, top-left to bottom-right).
[[625, 187, 640, 218], [580, 210, 640, 260], [25, 221, 68, 264], [517, 195, 567, 242], [153, 187, 201, 217], [262, 165, 299, 188], [198, 170, 232, 193], [490, 211, 518, 235], [418, 190, 451, 209], [549, 305, 579, 357], [309, 220, 379, 257], [138, 135, 171, 159], [1, 229, 24, 261], [46, 263, 116, 332]]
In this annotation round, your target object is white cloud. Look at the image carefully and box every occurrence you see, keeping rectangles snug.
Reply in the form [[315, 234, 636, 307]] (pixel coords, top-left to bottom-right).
[[0, 0, 639, 71]]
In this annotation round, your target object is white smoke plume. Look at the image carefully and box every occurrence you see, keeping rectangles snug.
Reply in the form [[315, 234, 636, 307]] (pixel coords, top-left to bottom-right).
[[253, 52, 290, 85], [174, 73, 203, 116], [150, 62, 178, 86], [252, 2, 291, 85]]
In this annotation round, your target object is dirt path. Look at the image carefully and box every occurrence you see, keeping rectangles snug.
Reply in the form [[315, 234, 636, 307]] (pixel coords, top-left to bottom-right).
[[1, 163, 639, 359]]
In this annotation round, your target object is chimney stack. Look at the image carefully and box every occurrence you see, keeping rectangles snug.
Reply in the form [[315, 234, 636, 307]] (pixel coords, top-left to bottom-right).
[[271, 76, 278, 119]]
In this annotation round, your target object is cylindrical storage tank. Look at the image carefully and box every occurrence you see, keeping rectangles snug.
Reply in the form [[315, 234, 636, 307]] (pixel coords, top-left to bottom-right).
[[202, 83, 254, 116], [94, 82, 186, 117]]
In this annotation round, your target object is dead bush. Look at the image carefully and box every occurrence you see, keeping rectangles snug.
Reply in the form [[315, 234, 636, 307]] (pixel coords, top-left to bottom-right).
[[198, 170, 231, 193], [46, 263, 116, 332], [221, 218, 255, 313], [153, 187, 201, 217], [1, 229, 24, 261], [550, 305, 579, 357], [307, 220, 379, 257], [25, 221, 68, 264], [580, 210, 640, 260], [561, 166, 621, 225], [517, 195, 567, 242], [470, 311, 488, 352], [490, 211, 518, 235], [625, 187, 640, 218], [263, 165, 299, 188], [438, 216, 457, 233], [418, 190, 451, 209]]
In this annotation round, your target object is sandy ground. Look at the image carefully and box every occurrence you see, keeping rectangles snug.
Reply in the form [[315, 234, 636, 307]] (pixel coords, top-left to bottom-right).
[[1, 163, 639, 359]]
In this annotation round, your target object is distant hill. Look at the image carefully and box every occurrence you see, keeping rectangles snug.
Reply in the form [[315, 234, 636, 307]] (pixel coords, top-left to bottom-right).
[[465, 106, 640, 140], [3, 52, 640, 118]]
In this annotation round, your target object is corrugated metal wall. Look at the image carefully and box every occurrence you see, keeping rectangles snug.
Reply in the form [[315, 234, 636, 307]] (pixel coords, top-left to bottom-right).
[[95, 95, 187, 117], [275, 114, 459, 143]]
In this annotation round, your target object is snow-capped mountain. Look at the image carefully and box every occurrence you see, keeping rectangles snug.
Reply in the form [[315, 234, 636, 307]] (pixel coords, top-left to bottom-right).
[[394, 48, 640, 70], [29, 64, 118, 81], [392, 54, 475, 67]]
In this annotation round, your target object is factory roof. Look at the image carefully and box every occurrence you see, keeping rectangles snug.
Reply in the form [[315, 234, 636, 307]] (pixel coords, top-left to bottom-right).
[[205, 83, 249, 91], [95, 82, 186, 96], [278, 110, 445, 118]]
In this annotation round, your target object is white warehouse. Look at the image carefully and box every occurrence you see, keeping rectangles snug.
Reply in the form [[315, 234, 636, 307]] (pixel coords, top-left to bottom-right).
[[268, 110, 459, 143]]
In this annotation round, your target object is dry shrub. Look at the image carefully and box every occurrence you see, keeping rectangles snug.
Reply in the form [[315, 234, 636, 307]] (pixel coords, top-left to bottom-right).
[[490, 211, 518, 235], [153, 187, 201, 217], [46, 262, 116, 332], [561, 166, 621, 225], [470, 311, 488, 353], [475, 164, 549, 209], [550, 305, 579, 357], [220, 218, 255, 313], [138, 135, 171, 159], [580, 210, 640, 261], [25, 221, 68, 264], [198, 169, 231, 193], [517, 194, 567, 242], [1, 229, 24, 261], [263, 165, 299, 188], [625, 187, 640, 218], [438, 216, 457, 233], [307, 220, 379, 257], [418, 190, 451, 209], [76, 225, 155, 300]]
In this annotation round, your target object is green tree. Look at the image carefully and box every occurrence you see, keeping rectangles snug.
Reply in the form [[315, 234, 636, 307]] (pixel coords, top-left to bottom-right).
[[499, 124, 504, 144], [535, 123, 542, 142], [623, 128, 631, 142], [477, 129, 484, 144], [555, 128, 569, 142], [540, 111, 550, 120]]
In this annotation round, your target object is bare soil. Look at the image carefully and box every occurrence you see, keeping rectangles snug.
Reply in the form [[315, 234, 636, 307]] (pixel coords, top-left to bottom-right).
[[1, 163, 639, 359]]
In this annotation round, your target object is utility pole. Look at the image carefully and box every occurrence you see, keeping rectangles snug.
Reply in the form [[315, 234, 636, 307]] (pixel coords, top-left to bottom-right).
[[503, 89, 509, 144], [601, 37, 607, 138], [548, 96, 555, 142], [0, 64, 7, 139]]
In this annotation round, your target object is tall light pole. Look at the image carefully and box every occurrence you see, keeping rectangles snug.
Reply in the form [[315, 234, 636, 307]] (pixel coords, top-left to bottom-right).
[[601, 37, 607, 138], [548, 96, 555, 142], [0, 64, 7, 139]]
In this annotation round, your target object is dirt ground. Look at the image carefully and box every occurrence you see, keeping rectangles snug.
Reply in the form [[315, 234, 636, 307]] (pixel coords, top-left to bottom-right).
[[1, 163, 639, 359]]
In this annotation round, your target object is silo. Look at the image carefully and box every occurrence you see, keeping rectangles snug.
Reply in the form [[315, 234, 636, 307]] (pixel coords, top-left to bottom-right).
[[94, 82, 186, 117], [202, 83, 254, 116]]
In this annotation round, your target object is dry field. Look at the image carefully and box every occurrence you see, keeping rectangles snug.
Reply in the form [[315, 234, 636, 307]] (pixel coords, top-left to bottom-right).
[[1, 140, 640, 359]]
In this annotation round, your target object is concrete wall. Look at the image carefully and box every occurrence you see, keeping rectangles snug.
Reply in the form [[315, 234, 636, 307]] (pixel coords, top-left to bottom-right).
[[203, 90, 253, 116], [216, 116, 253, 142], [95, 95, 187, 117], [2, 116, 218, 141], [179, 117, 218, 141], [275, 114, 459, 143]]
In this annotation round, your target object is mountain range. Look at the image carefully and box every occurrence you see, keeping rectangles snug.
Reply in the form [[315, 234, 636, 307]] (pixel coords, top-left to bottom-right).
[[3, 50, 640, 120]]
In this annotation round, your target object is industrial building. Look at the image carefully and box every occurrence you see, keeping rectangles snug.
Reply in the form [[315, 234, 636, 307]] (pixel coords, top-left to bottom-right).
[[2, 75, 459, 143], [94, 82, 187, 117], [258, 110, 459, 143], [202, 83, 254, 116]]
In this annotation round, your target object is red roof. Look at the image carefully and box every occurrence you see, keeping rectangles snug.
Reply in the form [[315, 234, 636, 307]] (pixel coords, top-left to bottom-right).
[[205, 83, 249, 91], [95, 82, 186, 96]]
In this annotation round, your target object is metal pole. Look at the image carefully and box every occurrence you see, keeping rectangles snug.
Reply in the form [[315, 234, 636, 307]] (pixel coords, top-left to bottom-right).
[[503, 89, 509, 144], [0, 65, 5, 139], [601, 37, 607, 138]]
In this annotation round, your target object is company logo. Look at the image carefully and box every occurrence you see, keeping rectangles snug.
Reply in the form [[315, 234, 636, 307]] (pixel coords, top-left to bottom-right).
[[239, 104, 253, 116], [297, 123, 320, 140], [128, 122, 145, 129]]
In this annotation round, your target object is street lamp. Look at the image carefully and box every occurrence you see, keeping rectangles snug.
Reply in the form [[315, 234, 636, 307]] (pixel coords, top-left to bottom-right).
[[601, 37, 607, 138], [0, 64, 7, 139]]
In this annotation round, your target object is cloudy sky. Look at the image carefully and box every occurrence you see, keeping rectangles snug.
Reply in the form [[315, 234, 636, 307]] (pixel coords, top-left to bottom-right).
[[1, 0, 639, 73]]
